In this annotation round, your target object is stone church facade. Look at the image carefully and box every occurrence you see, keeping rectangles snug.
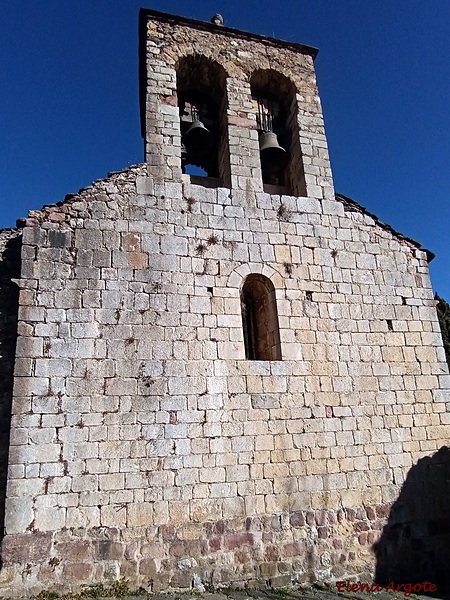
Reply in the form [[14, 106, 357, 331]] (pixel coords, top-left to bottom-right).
[[0, 9, 449, 596]]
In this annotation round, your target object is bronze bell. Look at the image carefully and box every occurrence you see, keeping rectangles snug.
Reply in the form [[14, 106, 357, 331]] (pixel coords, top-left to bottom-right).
[[259, 132, 287, 167], [183, 120, 213, 156]]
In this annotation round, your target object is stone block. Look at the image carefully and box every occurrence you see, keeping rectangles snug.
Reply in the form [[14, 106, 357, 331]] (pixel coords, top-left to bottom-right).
[[161, 235, 188, 255], [15, 337, 43, 359], [34, 358, 71, 377], [136, 176, 155, 195], [34, 496, 66, 531], [2, 532, 52, 563], [93, 540, 124, 560]]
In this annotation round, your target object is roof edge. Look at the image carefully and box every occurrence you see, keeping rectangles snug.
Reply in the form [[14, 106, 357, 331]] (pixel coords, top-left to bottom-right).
[[335, 192, 435, 262], [138, 8, 318, 59]]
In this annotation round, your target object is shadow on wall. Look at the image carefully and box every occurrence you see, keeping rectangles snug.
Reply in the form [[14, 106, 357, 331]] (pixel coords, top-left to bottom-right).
[[0, 233, 21, 559], [374, 446, 450, 598]]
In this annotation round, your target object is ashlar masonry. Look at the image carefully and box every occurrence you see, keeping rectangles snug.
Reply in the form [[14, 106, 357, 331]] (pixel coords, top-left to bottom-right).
[[0, 9, 449, 597]]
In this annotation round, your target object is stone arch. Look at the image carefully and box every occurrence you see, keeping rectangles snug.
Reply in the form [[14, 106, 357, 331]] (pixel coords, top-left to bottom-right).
[[250, 69, 304, 195], [250, 68, 298, 101], [176, 55, 230, 185], [175, 54, 228, 103], [227, 263, 284, 291]]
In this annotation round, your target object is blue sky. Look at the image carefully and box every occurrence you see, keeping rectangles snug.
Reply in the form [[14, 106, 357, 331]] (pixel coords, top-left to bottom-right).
[[1, 1, 449, 299]]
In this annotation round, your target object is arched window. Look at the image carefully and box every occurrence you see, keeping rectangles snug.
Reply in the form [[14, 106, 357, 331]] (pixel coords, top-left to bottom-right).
[[250, 70, 304, 195], [241, 274, 282, 361], [176, 56, 229, 185]]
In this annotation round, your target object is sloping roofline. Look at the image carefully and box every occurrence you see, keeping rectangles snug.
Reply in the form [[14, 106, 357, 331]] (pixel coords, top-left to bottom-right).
[[3, 167, 434, 263], [335, 193, 435, 262]]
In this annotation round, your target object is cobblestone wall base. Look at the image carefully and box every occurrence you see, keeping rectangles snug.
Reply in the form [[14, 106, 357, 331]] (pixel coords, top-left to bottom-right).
[[0, 506, 387, 596]]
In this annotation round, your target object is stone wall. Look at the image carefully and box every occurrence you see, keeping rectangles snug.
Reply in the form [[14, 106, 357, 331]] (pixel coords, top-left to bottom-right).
[[0, 9, 449, 597], [1, 164, 449, 595], [0, 229, 21, 546]]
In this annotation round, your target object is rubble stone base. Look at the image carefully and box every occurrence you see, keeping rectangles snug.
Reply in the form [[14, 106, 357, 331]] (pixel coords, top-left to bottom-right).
[[0, 506, 385, 596]]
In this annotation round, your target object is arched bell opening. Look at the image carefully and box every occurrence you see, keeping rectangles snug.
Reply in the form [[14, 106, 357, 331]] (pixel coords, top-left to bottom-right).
[[250, 70, 301, 194], [179, 90, 219, 177], [241, 274, 282, 361], [176, 56, 229, 185]]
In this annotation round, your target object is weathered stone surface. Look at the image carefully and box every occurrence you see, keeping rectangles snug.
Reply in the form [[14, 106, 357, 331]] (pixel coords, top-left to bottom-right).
[[2, 532, 52, 562], [0, 229, 20, 553], [0, 7, 449, 600]]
